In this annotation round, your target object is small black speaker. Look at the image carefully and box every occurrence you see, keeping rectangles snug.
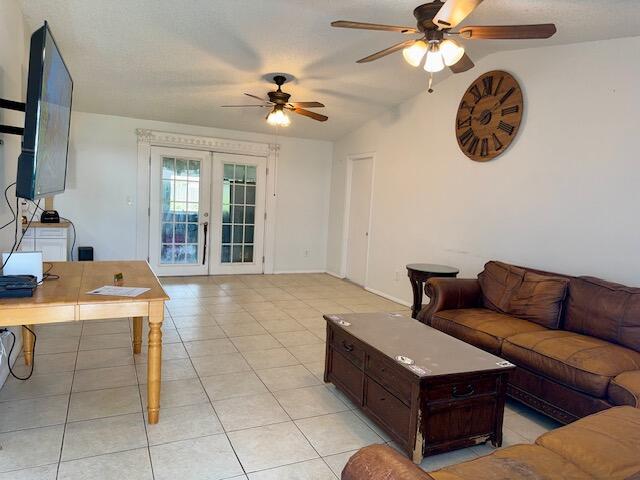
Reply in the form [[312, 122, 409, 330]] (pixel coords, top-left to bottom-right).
[[78, 246, 93, 261]]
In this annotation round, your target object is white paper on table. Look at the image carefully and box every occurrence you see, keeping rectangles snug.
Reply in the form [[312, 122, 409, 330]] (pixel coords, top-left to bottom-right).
[[87, 286, 151, 297]]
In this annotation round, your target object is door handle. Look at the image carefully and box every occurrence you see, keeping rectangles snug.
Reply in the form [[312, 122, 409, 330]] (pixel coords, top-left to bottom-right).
[[202, 222, 209, 265]]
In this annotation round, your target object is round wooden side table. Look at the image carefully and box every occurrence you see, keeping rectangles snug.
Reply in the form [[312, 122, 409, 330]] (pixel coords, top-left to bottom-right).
[[406, 263, 459, 319]]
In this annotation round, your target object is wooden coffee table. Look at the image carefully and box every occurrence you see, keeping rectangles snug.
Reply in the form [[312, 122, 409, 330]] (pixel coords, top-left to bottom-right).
[[323, 312, 515, 463]]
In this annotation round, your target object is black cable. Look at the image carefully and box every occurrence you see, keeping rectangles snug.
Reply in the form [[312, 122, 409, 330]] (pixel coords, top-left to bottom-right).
[[29, 201, 77, 261], [6, 326, 37, 380], [0, 182, 17, 230]]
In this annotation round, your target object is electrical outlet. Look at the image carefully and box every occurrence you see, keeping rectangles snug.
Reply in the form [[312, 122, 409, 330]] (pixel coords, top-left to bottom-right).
[[304, 250, 310, 258]]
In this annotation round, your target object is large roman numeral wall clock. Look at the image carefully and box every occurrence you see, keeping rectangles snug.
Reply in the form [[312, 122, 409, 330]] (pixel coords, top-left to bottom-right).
[[455, 70, 523, 162]]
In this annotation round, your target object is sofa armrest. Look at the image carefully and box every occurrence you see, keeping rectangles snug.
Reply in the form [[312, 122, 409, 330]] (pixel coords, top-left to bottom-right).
[[342, 445, 435, 480], [417, 278, 482, 325], [609, 371, 640, 408]]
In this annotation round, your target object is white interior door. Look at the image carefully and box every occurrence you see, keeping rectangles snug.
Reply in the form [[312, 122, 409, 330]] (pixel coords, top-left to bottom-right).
[[346, 157, 374, 286], [149, 147, 211, 276], [210, 153, 266, 275]]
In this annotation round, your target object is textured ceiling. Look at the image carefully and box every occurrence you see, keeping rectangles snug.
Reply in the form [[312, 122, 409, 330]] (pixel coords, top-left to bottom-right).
[[19, 0, 640, 140]]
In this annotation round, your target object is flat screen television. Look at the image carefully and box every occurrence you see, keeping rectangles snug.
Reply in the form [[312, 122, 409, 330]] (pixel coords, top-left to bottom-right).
[[16, 22, 73, 201]]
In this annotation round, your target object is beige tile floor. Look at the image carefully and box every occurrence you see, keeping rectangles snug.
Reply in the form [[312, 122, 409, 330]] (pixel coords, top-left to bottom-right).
[[0, 273, 560, 479]]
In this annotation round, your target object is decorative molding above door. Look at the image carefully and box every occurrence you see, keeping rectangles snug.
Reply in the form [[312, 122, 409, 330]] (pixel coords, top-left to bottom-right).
[[135, 129, 278, 274], [135, 129, 278, 157]]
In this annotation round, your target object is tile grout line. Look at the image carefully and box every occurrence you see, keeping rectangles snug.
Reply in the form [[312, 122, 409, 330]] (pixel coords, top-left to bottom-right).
[[54, 319, 83, 480], [129, 315, 157, 480]]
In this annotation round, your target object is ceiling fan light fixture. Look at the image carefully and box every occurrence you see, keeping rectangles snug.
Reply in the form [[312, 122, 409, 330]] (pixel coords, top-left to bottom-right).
[[424, 43, 445, 73], [266, 107, 291, 127], [440, 39, 465, 66], [401, 40, 427, 67]]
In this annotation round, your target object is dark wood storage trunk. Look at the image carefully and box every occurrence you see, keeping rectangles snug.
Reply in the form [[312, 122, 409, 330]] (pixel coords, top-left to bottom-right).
[[324, 313, 512, 463]]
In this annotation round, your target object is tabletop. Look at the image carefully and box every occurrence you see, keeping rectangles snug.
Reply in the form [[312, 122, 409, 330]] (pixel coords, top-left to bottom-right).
[[406, 263, 459, 275], [325, 312, 512, 378], [0, 261, 168, 309]]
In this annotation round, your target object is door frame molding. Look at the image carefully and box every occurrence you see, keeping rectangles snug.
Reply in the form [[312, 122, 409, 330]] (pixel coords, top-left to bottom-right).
[[340, 152, 376, 285], [136, 129, 278, 274]]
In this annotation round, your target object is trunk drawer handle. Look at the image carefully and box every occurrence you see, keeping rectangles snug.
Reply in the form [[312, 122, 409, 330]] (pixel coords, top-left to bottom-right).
[[341, 341, 354, 352], [452, 384, 475, 398]]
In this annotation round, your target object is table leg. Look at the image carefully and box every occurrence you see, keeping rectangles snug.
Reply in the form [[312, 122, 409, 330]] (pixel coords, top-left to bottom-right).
[[132, 316, 143, 354], [147, 302, 163, 424], [22, 325, 35, 366], [409, 277, 423, 319]]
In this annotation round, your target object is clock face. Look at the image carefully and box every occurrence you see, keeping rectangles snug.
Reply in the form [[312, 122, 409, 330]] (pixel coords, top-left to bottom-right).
[[455, 70, 523, 162]]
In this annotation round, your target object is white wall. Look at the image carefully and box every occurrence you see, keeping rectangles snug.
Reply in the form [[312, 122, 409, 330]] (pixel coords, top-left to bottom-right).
[[55, 112, 333, 272], [0, 0, 27, 386], [328, 36, 640, 305]]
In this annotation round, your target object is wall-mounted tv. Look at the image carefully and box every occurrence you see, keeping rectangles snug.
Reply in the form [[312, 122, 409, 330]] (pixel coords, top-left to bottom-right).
[[16, 22, 73, 201]]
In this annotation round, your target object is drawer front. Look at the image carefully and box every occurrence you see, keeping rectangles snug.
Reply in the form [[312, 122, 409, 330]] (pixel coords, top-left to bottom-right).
[[329, 350, 363, 404], [425, 398, 497, 445], [366, 353, 413, 406], [427, 376, 497, 403], [36, 227, 67, 238], [330, 326, 365, 368], [364, 377, 412, 442], [22, 228, 35, 238]]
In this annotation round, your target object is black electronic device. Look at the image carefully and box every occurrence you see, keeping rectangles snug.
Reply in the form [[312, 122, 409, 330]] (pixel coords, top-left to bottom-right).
[[0, 275, 38, 298], [16, 22, 73, 200], [40, 209, 60, 223], [78, 246, 94, 261]]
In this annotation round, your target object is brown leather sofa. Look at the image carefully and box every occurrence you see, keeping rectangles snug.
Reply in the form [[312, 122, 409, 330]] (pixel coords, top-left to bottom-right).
[[417, 261, 640, 424], [342, 406, 640, 480]]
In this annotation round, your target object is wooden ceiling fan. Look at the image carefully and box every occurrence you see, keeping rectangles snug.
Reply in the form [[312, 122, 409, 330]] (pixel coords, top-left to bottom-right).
[[221, 75, 328, 126], [332, 0, 556, 78]]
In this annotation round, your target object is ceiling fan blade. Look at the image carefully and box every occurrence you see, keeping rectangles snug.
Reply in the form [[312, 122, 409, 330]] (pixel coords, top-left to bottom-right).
[[291, 108, 328, 122], [356, 39, 416, 63], [289, 102, 325, 108], [331, 20, 417, 34], [433, 0, 484, 29], [220, 104, 269, 108], [449, 52, 475, 73], [458, 24, 557, 39], [244, 93, 272, 103]]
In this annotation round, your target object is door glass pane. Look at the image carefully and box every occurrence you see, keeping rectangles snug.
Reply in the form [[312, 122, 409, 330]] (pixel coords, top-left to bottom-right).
[[221, 245, 231, 263], [159, 156, 201, 265], [245, 186, 256, 205], [220, 162, 259, 264]]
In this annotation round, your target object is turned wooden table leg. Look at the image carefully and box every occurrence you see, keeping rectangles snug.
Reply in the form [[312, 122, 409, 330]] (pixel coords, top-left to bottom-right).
[[147, 302, 164, 424], [22, 325, 35, 365], [132, 316, 143, 354], [408, 276, 424, 319]]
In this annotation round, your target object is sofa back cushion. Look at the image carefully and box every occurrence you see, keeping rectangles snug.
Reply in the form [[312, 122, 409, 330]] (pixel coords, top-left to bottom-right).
[[565, 276, 640, 351], [509, 272, 569, 329], [478, 261, 525, 312], [478, 261, 569, 329]]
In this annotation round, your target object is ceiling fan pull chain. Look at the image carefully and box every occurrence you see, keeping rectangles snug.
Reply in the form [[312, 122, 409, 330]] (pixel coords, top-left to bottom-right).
[[428, 73, 434, 94]]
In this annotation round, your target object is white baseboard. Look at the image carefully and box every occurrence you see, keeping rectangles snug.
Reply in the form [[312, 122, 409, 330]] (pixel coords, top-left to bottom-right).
[[271, 270, 327, 274], [365, 286, 412, 308], [326, 271, 344, 279]]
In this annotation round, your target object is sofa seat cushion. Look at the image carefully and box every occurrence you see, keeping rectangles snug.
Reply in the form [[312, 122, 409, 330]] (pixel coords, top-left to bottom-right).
[[432, 308, 547, 354], [502, 330, 640, 397], [431, 444, 593, 480], [536, 406, 640, 480]]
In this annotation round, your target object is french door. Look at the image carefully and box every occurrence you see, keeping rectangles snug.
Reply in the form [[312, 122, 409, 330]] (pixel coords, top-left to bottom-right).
[[149, 148, 266, 276], [209, 153, 266, 275], [149, 147, 211, 276]]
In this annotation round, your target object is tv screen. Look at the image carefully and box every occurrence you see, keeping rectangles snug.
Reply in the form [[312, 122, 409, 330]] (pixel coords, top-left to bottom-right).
[[16, 22, 73, 201]]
